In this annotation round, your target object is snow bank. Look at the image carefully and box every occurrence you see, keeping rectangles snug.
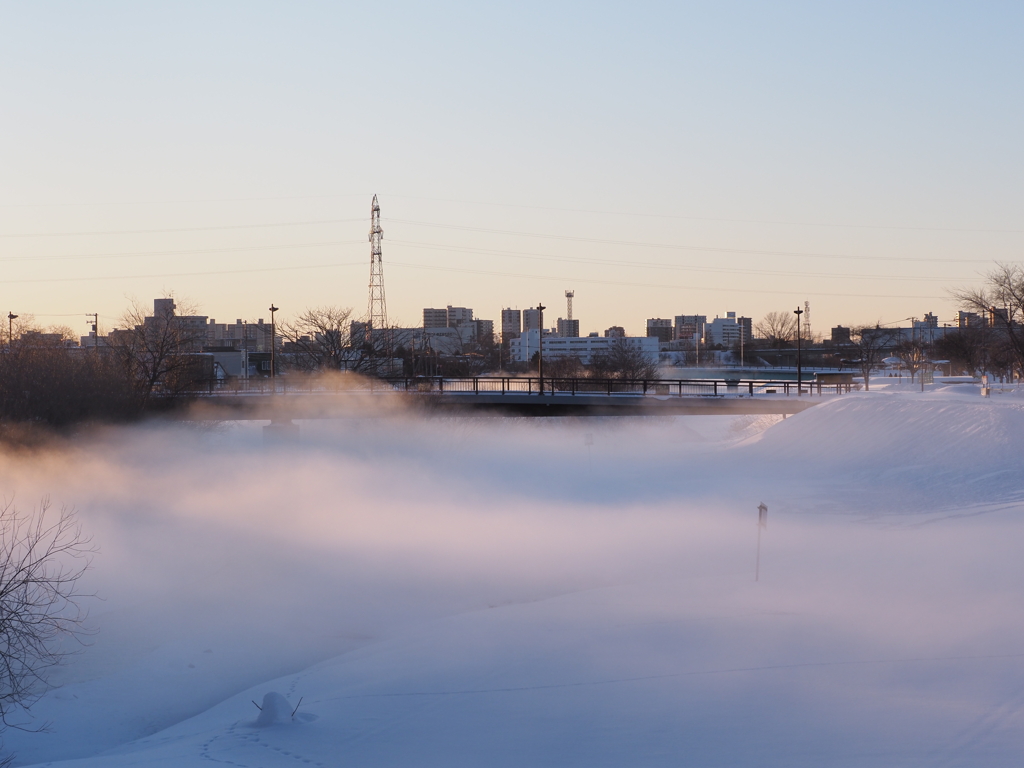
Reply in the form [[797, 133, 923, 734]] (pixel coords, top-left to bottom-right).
[[734, 393, 1024, 515], [0, 396, 1022, 766]]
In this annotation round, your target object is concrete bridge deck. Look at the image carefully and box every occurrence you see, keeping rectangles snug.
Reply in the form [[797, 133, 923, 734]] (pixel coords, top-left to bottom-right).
[[184, 388, 828, 420]]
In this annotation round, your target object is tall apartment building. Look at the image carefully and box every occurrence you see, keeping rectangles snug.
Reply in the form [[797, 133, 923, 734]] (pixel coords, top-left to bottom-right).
[[522, 308, 542, 332], [646, 318, 673, 343], [446, 306, 474, 326], [556, 318, 580, 338], [474, 319, 494, 344], [423, 308, 448, 328], [501, 308, 522, 342]]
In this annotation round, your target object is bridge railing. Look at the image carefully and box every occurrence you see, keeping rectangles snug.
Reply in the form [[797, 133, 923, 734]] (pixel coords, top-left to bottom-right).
[[188, 376, 856, 397], [377, 377, 853, 397]]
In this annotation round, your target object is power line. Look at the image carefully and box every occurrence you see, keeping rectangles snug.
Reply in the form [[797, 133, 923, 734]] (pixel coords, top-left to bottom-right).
[[0, 193, 370, 209], [0, 217, 365, 238], [0, 261, 365, 284], [386, 260, 946, 301], [0, 240, 364, 264], [385, 193, 1024, 236], [3, 190, 1021, 234], [389, 239, 979, 283], [387, 219, 1012, 265]]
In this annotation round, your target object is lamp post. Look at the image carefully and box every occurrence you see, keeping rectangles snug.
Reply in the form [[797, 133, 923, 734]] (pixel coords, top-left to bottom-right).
[[7, 312, 17, 351], [269, 305, 278, 391], [794, 306, 804, 395], [536, 303, 546, 395]]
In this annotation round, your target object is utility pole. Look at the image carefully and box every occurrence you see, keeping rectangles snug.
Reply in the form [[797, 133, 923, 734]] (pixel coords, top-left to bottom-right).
[[7, 312, 17, 351], [794, 306, 804, 395], [537, 303, 546, 395], [269, 305, 278, 390], [86, 313, 98, 351], [739, 321, 744, 369]]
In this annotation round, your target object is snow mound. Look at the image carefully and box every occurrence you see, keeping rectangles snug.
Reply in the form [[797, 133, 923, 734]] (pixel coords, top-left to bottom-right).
[[749, 394, 1024, 467], [253, 692, 315, 726], [736, 394, 1024, 514]]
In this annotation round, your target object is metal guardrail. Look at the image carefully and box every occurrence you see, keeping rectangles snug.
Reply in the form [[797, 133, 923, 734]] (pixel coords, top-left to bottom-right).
[[193, 376, 856, 397]]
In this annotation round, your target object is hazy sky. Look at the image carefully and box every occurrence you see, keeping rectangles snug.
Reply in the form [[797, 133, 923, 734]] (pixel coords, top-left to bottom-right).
[[2, 1, 1022, 337]]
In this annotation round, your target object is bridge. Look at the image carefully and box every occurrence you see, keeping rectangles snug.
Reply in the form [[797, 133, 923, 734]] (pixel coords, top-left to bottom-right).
[[183, 375, 853, 420]]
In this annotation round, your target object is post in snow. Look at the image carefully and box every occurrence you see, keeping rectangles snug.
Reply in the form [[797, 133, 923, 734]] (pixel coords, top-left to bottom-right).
[[755, 502, 768, 582]]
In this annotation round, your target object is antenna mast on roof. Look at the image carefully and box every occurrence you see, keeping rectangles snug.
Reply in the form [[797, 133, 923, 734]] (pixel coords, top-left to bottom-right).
[[565, 290, 574, 321]]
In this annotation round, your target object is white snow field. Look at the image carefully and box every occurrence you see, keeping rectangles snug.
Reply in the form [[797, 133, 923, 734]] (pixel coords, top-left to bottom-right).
[[3, 390, 1024, 766]]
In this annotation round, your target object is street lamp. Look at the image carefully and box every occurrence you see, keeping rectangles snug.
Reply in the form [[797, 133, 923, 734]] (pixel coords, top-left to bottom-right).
[[7, 312, 17, 351], [536, 303, 546, 395], [269, 305, 278, 390], [794, 306, 804, 395]]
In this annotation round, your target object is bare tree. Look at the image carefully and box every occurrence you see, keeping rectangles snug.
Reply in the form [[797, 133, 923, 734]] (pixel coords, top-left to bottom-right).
[[0, 499, 92, 762], [951, 263, 1024, 377], [544, 354, 586, 379], [896, 338, 930, 383], [933, 327, 989, 376], [591, 338, 660, 380], [284, 308, 408, 376], [279, 306, 355, 372], [852, 326, 897, 391], [107, 297, 210, 406], [755, 311, 797, 351]]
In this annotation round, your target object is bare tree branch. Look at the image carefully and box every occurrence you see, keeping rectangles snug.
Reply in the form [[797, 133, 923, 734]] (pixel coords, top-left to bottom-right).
[[0, 498, 93, 762]]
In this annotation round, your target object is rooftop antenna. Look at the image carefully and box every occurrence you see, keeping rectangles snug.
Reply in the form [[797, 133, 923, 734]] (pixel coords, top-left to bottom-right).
[[565, 290, 574, 321]]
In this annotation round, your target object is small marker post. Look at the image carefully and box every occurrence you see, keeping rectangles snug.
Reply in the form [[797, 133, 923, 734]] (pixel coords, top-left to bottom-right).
[[755, 502, 768, 582]]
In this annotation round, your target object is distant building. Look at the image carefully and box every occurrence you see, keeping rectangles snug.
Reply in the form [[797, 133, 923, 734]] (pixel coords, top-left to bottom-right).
[[557, 318, 580, 338], [705, 313, 739, 347], [674, 315, 707, 343], [474, 319, 494, 344], [831, 326, 852, 345], [522, 308, 542, 332], [604, 326, 625, 339], [701, 312, 751, 348], [646, 318, 673, 343], [446, 306, 474, 327], [510, 329, 658, 365], [501, 308, 522, 342], [423, 308, 448, 328], [350, 320, 370, 343], [957, 311, 984, 328]]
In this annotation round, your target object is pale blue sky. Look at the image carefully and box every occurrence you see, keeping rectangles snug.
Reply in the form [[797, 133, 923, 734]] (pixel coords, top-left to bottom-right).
[[2, 1, 1022, 336]]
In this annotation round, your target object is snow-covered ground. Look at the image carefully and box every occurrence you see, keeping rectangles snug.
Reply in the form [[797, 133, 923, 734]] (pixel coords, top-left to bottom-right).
[[3, 388, 1024, 766]]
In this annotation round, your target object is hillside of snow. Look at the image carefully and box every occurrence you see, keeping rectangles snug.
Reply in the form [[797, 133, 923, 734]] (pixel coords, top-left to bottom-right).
[[1, 390, 1023, 766]]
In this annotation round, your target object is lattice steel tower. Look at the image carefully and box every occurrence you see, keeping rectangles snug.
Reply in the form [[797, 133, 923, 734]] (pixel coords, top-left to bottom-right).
[[565, 290, 574, 321], [367, 195, 388, 345]]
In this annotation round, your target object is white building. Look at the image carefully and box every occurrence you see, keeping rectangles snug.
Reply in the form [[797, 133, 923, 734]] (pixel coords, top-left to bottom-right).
[[704, 312, 751, 347], [509, 329, 659, 365]]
